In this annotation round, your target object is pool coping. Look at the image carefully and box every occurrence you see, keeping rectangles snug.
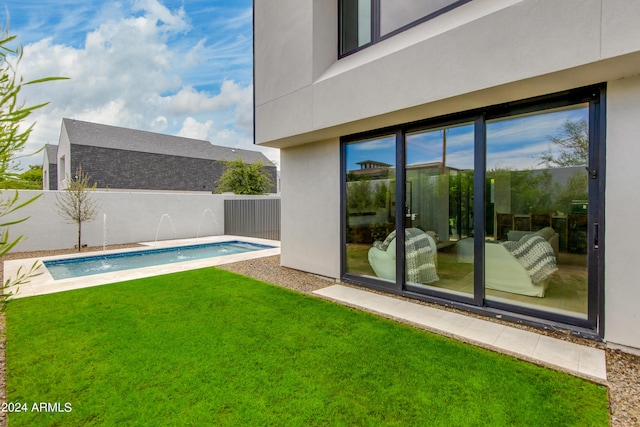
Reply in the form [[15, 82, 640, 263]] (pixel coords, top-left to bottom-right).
[[3, 236, 281, 299]]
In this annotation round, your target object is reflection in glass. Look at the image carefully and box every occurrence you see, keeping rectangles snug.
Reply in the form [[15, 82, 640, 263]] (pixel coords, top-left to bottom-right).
[[345, 136, 396, 281], [485, 105, 589, 318], [380, 0, 464, 35], [340, 0, 372, 55], [403, 123, 474, 296]]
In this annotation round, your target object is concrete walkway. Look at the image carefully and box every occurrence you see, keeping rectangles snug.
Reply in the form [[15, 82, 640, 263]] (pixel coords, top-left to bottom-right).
[[314, 285, 607, 384]]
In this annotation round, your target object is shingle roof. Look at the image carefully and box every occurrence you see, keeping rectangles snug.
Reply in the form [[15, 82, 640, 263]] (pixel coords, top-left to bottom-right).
[[356, 160, 392, 168], [44, 144, 58, 164], [62, 118, 273, 166]]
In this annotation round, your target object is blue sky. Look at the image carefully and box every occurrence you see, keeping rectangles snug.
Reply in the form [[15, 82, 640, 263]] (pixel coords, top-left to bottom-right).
[[3, 0, 280, 169], [346, 106, 588, 173]]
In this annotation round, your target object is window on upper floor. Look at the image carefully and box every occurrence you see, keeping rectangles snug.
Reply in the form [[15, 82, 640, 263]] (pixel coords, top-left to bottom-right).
[[339, 0, 471, 57]]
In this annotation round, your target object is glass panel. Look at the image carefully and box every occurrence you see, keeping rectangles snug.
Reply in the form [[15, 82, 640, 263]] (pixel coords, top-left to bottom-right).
[[404, 123, 475, 297], [340, 0, 372, 55], [485, 105, 589, 319], [345, 136, 396, 282], [380, 0, 463, 36]]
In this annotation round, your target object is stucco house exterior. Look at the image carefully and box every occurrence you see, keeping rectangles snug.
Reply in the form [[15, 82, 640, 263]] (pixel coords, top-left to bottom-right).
[[42, 144, 58, 191], [254, 0, 640, 354], [44, 118, 277, 193]]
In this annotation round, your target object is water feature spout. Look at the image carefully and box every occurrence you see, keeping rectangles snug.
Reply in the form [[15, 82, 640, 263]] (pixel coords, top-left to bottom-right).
[[103, 213, 107, 252], [154, 213, 177, 245], [196, 208, 220, 238]]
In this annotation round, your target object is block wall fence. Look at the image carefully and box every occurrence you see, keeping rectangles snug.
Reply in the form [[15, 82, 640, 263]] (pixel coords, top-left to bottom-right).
[[1, 190, 280, 252]]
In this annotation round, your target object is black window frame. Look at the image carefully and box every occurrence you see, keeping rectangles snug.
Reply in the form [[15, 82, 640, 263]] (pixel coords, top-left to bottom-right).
[[340, 84, 606, 339], [339, 0, 472, 58]]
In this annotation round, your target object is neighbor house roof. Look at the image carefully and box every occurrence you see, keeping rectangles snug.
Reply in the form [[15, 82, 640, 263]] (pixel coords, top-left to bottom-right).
[[62, 118, 273, 166], [44, 144, 58, 164], [356, 160, 392, 168]]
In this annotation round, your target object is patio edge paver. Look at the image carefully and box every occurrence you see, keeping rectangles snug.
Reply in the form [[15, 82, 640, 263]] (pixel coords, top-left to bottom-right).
[[313, 284, 607, 384]]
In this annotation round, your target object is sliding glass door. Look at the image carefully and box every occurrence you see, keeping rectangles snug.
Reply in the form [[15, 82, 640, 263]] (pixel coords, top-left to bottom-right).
[[344, 135, 397, 287], [404, 123, 475, 299], [341, 86, 604, 331], [485, 105, 591, 319]]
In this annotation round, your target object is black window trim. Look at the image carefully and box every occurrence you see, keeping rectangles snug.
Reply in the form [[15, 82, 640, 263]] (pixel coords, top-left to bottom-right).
[[339, 0, 473, 58], [340, 84, 606, 338]]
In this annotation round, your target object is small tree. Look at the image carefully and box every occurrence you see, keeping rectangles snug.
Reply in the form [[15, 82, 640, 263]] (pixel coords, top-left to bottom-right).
[[54, 166, 100, 251], [539, 118, 589, 167], [215, 157, 274, 195], [347, 179, 373, 211]]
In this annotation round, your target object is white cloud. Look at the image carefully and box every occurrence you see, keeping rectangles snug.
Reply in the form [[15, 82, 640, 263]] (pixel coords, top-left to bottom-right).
[[182, 38, 208, 69], [8, 1, 270, 170], [164, 81, 247, 115], [177, 117, 215, 140], [353, 137, 396, 151], [150, 116, 168, 132], [216, 7, 252, 30], [177, 116, 280, 167], [162, 80, 254, 137], [131, 0, 190, 33]]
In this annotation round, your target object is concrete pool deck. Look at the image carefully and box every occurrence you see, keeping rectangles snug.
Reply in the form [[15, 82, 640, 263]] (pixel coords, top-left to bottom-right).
[[3, 235, 280, 299]]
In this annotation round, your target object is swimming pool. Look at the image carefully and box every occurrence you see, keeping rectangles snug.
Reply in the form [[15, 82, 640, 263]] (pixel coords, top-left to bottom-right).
[[44, 241, 274, 280]]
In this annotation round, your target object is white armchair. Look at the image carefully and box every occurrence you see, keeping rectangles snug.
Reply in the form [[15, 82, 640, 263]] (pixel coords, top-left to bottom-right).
[[368, 238, 397, 281], [368, 228, 438, 283]]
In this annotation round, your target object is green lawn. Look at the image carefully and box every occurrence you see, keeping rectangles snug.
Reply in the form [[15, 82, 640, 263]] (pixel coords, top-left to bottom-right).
[[6, 268, 609, 426]]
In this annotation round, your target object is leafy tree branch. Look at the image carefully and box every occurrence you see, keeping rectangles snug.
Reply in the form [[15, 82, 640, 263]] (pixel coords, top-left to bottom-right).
[[215, 158, 274, 195], [0, 21, 68, 305], [539, 118, 588, 167]]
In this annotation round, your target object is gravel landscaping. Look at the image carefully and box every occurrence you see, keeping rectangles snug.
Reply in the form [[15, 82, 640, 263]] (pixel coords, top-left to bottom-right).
[[1, 247, 638, 426]]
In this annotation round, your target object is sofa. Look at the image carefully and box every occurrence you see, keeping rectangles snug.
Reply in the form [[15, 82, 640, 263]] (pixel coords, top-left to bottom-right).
[[457, 227, 559, 297], [368, 228, 439, 284], [507, 227, 559, 257]]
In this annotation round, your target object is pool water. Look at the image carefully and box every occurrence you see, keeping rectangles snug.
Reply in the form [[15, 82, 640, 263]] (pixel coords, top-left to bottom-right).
[[44, 241, 274, 280]]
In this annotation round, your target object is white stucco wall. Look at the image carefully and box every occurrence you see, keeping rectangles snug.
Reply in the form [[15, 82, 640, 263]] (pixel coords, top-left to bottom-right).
[[254, 0, 640, 350], [280, 139, 340, 279], [604, 75, 640, 352], [254, 0, 313, 107], [42, 149, 50, 191], [1, 191, 278, 252], [57, 121, 71, 189], [255, 0, 640, 148]]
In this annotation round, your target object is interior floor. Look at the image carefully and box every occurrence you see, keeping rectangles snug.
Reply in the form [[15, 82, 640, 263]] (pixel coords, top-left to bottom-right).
[[346, 243, 588, 317]]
